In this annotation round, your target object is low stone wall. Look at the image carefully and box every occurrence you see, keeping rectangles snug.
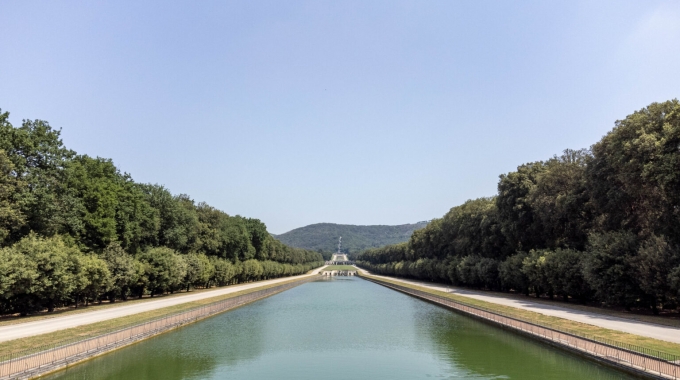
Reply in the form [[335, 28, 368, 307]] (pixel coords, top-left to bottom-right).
[[361, 275, 680, 380], [320, 270, 357, 276], [0, 277, 313, 380]]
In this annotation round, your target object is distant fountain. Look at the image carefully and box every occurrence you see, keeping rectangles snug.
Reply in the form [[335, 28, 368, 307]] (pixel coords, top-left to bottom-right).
[[325, 236, 355, 266]]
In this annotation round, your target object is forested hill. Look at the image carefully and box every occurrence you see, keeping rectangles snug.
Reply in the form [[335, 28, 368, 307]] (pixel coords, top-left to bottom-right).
[[357, 99, 680, 312], [0, 109, 323, 316], [273, 222, 428, 257]]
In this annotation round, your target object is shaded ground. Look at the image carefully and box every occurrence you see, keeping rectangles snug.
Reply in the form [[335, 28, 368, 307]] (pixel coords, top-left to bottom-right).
[[356, 267, 680, 345], [0, 266, 327, 343]]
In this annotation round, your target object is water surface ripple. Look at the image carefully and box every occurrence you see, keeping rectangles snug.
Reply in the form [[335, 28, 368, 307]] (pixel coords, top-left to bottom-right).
[[46, 277, 636, 380]]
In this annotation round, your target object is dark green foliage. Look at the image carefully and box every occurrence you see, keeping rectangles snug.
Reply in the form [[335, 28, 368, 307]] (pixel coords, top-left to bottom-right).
[[582, 231, 642, 308], [273, 222, 429, 256], [543, 248, 592, 302], [3, 234, 78, 314], [0, 150, 25, 244], [438, 198, 508, 259], [0, 240, 39, 315], [0, 109, 323, 315], [0, 112, 75, 242], [635, 236, 679, 311], [587, 100, 680, 242], [530, 150, 592, 250], [499, 252, 529, 294], [137, 247, 187, 296], [359, 100, 680, 310], [245, 218, 270, 260], [62, 155, 158, 253], [496, 162, 546, 251], [209, 256, 237, 286], [72, 253, 111, 307], [102, 242, 141, 301], [183, 253, 213, 291]]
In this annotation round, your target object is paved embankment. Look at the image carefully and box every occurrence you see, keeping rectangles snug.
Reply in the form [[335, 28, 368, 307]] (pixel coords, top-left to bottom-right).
[[356, 268, 680, 345], [0, 266, 326, 343], [362, 275, 680, 380], [0, 278, 315, 380]]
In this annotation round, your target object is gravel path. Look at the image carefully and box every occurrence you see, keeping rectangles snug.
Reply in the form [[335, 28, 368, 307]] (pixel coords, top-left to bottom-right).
[[356, 267, 680, 344], [0, 267, 326, 343]]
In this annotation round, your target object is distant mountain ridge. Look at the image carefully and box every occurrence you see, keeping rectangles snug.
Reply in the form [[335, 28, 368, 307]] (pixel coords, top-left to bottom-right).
[[272, 222, 428, 259]]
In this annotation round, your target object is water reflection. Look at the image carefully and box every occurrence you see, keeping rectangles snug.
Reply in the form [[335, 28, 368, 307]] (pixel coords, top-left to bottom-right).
[[44, 298, 270, 380], [46, 277, 636, 380], [413, 295, 636, 380]]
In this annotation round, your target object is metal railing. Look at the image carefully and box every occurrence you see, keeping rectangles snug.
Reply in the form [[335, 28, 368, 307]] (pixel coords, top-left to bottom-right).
[[0, 278, 312, 380], [363, 276, 680, 380]]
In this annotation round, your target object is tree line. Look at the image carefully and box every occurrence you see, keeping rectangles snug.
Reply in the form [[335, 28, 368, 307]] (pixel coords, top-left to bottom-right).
[[357, 100, 680, 312], [0, 110, 323, 315]]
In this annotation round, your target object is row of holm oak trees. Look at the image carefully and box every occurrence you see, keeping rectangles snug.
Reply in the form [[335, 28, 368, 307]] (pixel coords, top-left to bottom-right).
[[358, 100, 680, 313], [0, 109, 323, 316]]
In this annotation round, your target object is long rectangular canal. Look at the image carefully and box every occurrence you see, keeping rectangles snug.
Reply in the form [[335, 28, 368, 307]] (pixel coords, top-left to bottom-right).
[[44, 277, 638, 380]]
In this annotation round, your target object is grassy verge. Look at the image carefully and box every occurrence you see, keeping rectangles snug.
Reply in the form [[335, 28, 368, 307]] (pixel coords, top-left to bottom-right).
[[0, 269, 324, 328], [321, 265, 357, 271], [0, 286, 230, 328], [359, 272, 680, 357], [0, 276, 311, 357], [463, 287, 680, 328]]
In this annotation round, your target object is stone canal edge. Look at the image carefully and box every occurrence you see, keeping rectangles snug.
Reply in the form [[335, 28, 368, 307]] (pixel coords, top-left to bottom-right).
[[359, 274, 680, 380], [0, 276, 315, 380]]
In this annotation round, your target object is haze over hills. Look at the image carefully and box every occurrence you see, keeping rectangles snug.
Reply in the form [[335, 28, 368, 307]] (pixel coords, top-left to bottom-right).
[[272, 222, 429, 259]]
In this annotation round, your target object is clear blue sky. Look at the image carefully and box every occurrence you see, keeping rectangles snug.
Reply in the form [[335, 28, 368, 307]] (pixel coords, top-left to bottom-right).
[[1, 1, 679, 234]]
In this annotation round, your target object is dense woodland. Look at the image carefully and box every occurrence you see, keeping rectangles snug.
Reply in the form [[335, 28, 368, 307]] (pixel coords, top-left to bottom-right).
[[358, 100, 680, 312], [0, 110, 323, 315], [274, 222, 428, 259]]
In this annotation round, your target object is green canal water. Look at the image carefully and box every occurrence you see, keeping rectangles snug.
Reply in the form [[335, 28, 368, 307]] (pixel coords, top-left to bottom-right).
[[46, 277, 637, 380]]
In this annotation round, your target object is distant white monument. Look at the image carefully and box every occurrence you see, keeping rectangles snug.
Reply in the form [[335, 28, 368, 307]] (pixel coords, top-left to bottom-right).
[[322, 236, 357, 276], [327, 236, 354, 264]]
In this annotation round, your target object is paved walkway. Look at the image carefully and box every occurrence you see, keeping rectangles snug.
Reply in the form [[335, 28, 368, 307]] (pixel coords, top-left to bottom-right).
[[0, 267, 326, 343], [356, 267, 680, 345]]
